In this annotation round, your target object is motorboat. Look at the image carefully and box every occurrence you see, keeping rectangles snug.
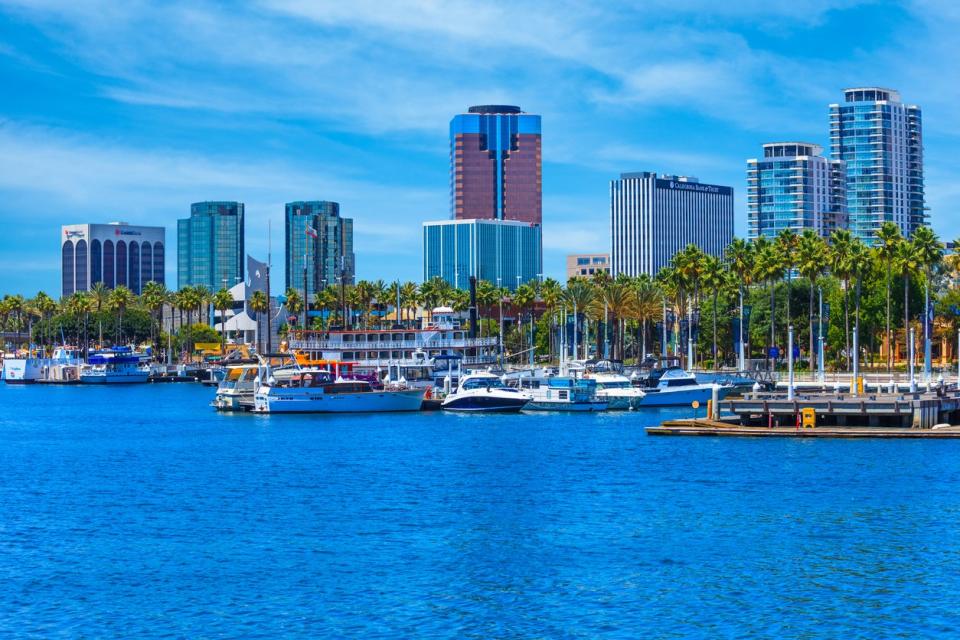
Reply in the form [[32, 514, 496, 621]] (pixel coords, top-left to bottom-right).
[[515, 376, 607, 412], [585, 371, 645, 410], [253, 366, 425, 414], [212, 364, 261, 411], [634, 367, 735, 407], [441, 371, 531, 413], [79, 350, 151, 384]]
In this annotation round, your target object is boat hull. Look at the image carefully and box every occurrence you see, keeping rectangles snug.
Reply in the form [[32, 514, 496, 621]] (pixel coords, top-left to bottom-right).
[[80, 373, 150, 384], [254, 388, 426, 413], [525, 400, 608, 412], [442, 395, 530, 413], [635, 385, 733, 407], [3, 359, 41, 383]]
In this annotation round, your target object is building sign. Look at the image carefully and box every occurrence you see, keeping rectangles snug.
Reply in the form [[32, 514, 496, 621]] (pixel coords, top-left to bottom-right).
[[63, 229, 85, 239], [114, 228, 142, 236], [656, 179, 733, 196]]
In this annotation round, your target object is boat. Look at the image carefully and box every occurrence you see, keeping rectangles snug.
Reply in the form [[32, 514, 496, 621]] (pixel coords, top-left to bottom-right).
[[212, 363, 261, 411], [252, 359, 425, 414], [3, 347, 84, 384], [586, 371, 646, 410], [441, 371, 531, 412], [79, 350, 150, 384], [515, 376, 608, 412], [634, 367, 735, 407]]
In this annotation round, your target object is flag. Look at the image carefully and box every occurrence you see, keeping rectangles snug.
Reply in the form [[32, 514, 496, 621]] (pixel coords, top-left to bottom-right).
[[305, 225, 318, 238]]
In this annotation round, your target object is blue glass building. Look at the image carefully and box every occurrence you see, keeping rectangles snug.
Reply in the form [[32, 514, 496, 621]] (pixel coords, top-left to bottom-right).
[[177, 201, 244, 291], [829, 88, 924, 242], [423, 219, 542, 291], [284, 201, 355, 298], [747, 143, 847, 240]]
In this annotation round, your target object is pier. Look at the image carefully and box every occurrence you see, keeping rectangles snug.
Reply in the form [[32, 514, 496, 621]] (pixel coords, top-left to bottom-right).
[[647, 386, 960, 437]]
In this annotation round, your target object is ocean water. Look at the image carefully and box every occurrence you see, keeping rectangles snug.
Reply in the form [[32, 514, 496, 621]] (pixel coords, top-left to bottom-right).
[[2, 383, 960, 638]]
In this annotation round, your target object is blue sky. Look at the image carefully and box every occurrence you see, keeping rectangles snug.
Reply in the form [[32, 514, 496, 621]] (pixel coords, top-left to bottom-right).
[[1, 0, 959, 296]]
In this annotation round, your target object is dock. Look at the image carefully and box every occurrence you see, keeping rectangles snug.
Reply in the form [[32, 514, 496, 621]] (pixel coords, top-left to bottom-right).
[[647, 386, 960, 438], [648, 418, 960, 438]]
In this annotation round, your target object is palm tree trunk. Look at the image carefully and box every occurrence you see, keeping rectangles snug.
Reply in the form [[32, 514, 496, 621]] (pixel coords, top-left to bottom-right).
[[712, 288, 718, 370], [808, 280, 815, 372], [904, 276, 910, 367], [885, 262, 892, 373], [844, 283, 850, 371], [769, 281, 775, 371]]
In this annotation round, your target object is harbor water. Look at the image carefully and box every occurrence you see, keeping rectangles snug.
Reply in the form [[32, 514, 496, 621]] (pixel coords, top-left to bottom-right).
[[3, 383, 960, 637]]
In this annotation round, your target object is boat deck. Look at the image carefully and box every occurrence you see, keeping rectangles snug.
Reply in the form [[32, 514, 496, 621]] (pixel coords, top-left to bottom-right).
[[648, 418, 960, 438]]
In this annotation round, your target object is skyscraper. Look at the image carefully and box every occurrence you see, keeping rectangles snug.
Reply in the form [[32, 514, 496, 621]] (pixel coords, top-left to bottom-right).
[[423, 219, 541, 291], [177, 201, 244, 291], [284, 200, 355, 298], [610, 172, 734, 277], [61, 222, 165, 297], [450, 105, 542, 224], [829, 88, 924, 242], [747, 143, 847, 240]]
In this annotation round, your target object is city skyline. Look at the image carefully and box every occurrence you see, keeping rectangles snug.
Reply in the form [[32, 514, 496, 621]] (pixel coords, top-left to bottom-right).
[[2, 2, 960, 295]]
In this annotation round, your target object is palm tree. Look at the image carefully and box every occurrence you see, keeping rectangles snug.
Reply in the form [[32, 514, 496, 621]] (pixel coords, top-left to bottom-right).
[[140, 281, 168, 352], [592, 280, 635, 361], [776, 229, 799, 339], [399, 281, 419, 327], [90, 281, 110, 316], [893, 239, 920, 362], [108, 286, 135, 346], [830, 230, 855, 369], [212, 288, 234, 352], [725, 237, 753, 366], [6, 294, 25, 352], [418, 277, 450, 320], [911, 226, 943, 377], [753, 239, 784, 369], [796, 230, 828, 368], [700, 254, 726, 369], [283, 287, 303, 331], [32, 291, 57, 354], [539, 278, 563, 358], [248, 290, 269, 353], [66, 292, 92, 358], [632, 275, 661, 362], [848, 238, 871, 370], [476, 279, 499, 339], [875, 221, 902, 372], [673, 244, 706, 366], [564, 278, 595, 360], [512, 282, 537, 360], [194, 285, 212, 327]]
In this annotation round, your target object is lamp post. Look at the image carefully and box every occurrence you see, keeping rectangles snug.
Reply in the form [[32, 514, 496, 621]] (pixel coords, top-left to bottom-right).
[[497, 277, 504, 367], [787, 325, 795, 401], [818, 286, 825, 383]]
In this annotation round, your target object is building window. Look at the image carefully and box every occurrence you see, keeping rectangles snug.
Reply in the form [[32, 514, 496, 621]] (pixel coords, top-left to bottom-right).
[[62, 241, 75, 297]]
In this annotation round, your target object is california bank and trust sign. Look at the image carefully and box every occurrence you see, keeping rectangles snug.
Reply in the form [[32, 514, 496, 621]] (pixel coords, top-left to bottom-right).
[[656, 179, 732, 196], [64, 229, 85, 239], [114, 228, 142, 236]]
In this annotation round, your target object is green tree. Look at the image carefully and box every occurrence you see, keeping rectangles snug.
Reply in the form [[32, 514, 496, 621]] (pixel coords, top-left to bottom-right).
[[108, 285, 135, 345], [248, 290, 269, 353], [212, 287, 235, 351], [875, 221, 902, 371], [796, 230, 828, 364], [725, 237, 754, 364]]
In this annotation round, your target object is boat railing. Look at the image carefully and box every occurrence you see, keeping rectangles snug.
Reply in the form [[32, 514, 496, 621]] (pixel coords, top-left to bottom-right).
[[289, 337, 498, 350]]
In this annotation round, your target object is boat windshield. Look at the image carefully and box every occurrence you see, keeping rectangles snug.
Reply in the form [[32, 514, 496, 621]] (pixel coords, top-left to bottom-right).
[[460, 377, 505, 391], [598, 380, 630, 389]]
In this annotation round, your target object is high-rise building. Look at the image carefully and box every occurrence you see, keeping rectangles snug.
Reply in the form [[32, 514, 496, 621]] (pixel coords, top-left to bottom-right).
[[829, 88, 924, 242], [747, 143, 847, 240], [61, 222, 165, 297], [423, 219, 541, 291], [566, 254, 610, 280], [177, 201, 244, 291], [610, 172, 734, 277], [450, 105, 542, 224], [284, 201, 355, 298]]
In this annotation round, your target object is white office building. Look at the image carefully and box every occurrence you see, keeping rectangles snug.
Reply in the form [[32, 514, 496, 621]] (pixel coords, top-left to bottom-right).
[[610, 172, 734, 277], [61, 222, 166, 297], [747, 143, 847, 240]]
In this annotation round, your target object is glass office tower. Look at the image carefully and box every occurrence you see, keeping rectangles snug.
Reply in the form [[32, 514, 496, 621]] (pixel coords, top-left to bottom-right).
[[177, 201, 244, 291], [747, 143, 847, 240], [450, 105, 542, 224], [284, 201, 355, 298], [423, 219, 542, 291], [829, 88, 924, 242]]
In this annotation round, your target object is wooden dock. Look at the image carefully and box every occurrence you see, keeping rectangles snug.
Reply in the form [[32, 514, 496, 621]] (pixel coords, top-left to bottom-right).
[[648, 418, 960, 438]]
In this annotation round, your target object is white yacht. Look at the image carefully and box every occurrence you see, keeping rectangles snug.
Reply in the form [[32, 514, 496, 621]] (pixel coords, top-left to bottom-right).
[[634, 367, 734, 407], [441, 372, 531, 413], [79, 351, 150, 384], [586, 371, 645, 410], [212, 364, 261, 411], [253, 367, 425, 414]]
